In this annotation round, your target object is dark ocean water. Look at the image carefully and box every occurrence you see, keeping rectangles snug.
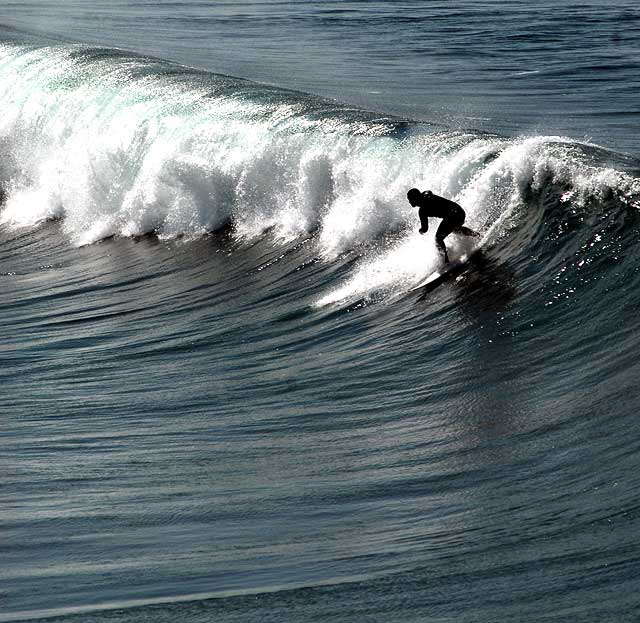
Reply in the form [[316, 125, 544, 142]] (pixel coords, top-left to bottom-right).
[[1, 2, 640, 622]]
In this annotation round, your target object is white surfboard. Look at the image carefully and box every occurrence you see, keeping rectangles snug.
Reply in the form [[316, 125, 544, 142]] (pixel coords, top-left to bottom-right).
[[410, 253, 472, 292]]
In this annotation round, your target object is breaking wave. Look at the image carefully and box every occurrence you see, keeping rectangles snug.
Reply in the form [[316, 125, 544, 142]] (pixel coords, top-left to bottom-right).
[[0, 42, 639, 304]]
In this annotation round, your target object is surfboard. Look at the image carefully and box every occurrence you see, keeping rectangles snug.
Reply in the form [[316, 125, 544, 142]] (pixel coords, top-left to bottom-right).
[[410, 250, 478, 293]]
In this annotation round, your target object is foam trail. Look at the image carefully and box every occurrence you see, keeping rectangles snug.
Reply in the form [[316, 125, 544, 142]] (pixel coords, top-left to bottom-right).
[[315, 234, 441, 306]]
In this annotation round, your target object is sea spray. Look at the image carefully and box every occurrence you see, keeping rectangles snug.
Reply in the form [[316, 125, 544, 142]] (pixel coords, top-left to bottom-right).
[[0, 42, 638, 303]]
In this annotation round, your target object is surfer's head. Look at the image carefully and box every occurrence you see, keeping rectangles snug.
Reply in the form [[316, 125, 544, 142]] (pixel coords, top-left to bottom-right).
[[407, 188, 422, 207]]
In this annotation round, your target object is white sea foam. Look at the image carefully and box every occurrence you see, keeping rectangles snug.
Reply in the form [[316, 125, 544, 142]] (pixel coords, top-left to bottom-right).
[[0, 43, 638, 304]]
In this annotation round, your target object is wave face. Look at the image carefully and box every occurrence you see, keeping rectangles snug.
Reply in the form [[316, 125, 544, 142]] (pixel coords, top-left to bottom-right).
[[3, 41, 640, 623]]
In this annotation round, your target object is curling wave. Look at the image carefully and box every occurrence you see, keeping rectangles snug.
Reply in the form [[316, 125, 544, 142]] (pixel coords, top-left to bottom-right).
[[0, 42, 639, 305]]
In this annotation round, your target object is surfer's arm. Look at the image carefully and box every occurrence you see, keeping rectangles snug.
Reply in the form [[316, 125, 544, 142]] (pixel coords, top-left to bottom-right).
[[418, 208, 428, 234]]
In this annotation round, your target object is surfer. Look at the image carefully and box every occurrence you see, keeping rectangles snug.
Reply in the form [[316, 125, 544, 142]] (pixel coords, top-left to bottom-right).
[[407, 188, 479, 263]]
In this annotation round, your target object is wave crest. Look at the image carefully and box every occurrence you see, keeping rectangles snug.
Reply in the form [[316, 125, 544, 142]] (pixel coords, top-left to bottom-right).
[[0, 42, 638, 286]]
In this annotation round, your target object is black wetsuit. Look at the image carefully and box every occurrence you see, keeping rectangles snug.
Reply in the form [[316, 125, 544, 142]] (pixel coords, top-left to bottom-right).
[[416, 191, 476, 262], [417, 192, 465, 235]]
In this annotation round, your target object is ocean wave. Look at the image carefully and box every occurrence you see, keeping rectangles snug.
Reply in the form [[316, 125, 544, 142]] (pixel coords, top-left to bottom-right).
[[0, 42, 638, 304]]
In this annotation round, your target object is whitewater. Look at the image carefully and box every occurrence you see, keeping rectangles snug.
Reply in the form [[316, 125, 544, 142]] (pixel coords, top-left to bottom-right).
[[1, 43, 638, 303], [2, 3, 640, 622]]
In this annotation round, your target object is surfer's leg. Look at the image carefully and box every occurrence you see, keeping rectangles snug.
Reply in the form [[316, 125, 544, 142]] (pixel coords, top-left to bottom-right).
[[451, 206, 479, 238], [435, 219, 454, 264], [434, 237, 449, 263]]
